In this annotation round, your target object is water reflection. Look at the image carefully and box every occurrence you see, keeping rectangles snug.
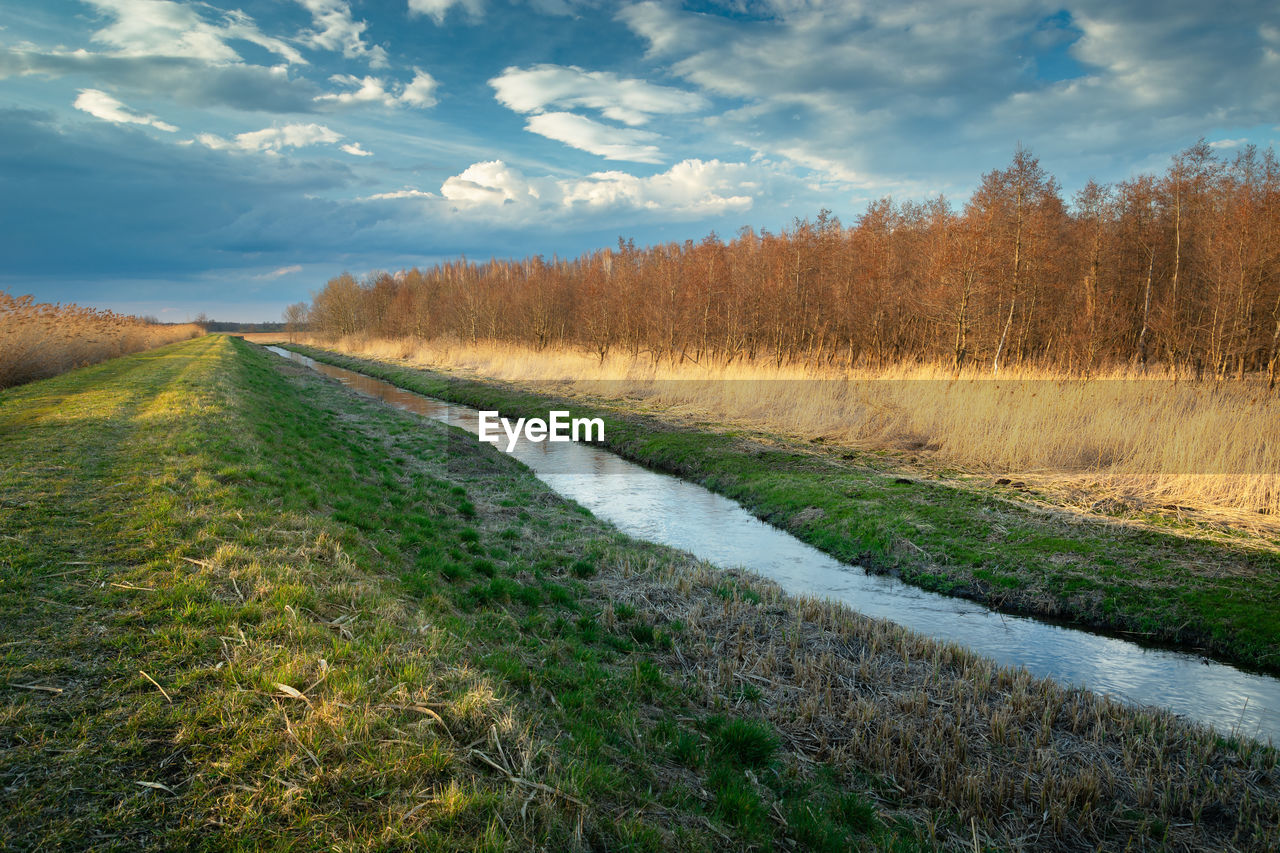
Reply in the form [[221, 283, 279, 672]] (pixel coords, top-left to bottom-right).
[[266, 346, 1279, 742]]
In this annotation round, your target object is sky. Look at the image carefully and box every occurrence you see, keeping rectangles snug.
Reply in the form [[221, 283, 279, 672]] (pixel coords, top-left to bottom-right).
[[1, 0, 1277, 321]]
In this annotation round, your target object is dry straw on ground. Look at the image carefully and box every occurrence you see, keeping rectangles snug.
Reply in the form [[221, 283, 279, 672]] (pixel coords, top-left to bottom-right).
[[0, 291, 202, 388], [261, 334, 1280, 518], [595, 555, 1280, 851]]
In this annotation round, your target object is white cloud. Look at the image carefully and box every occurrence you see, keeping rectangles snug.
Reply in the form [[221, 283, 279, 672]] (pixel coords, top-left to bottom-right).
[[83, 0, 304, 64], [295, 0, 388, 67], [408, 0, 483, 25], [73, 88, 177, 131], [524, 112, 664, 162], [400, 69, 439, 108], [258, 264, 304, 278], [364, 189, 436, 200], [315, 74, 398, 106], [435, 158, 754, 219], [441, 160, 536, 204], [489, 64, 704, 162], [341, 142, 373, 156], [560, 159, 755, 215], [490, 64, 706, 126], [197, 122, 343, 153], [314, 70, 440, 109]]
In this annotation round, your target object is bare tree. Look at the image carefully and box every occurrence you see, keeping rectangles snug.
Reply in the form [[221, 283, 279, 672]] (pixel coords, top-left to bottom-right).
[[282, 302, 308, 342]]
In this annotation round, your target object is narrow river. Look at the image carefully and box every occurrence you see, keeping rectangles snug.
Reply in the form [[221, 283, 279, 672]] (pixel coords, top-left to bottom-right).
[[267, 346, 1280, 742]]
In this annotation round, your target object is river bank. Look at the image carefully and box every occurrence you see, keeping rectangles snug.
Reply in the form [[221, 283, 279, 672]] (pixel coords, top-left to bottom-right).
[[3, 335, 1277, 851], [270, 342, 1280, 677]]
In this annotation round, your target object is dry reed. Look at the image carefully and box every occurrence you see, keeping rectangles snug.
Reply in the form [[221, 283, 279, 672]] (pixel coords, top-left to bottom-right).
[[0, 291, 203, 388]]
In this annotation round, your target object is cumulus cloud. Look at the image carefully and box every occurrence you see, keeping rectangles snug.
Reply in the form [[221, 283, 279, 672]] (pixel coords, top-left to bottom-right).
[[408, 0, 484, 25], [197, 122, 343, 153], [73, 88, 177, 131], [434, 158, 754, 218], [295, 0, 388, 67], [400, 69, 440, 108], [490, 64, 706, 126], [83, 0, 304, 64], [340, 142, 373, 156], [314, 70, 440, 109], [524, 112, 664, 162], [559, 159, 754, 215], [441, 160, 536, 204], [315, 74, 398, 107]]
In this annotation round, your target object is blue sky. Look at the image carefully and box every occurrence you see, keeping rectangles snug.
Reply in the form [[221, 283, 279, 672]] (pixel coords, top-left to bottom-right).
[[1, 0, 1277, 321]]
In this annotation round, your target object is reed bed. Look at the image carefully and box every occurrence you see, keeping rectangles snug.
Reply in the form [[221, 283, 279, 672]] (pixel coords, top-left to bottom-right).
[[260, 334, 1280, 519], [0, 291, 203, 388]]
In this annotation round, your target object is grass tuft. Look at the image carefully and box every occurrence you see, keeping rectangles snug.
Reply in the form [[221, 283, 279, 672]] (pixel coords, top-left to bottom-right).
[[712, 718, 779, 768]]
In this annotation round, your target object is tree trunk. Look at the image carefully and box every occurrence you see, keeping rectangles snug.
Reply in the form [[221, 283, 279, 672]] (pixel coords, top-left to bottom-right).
[[1137, 246, 1154, 367]]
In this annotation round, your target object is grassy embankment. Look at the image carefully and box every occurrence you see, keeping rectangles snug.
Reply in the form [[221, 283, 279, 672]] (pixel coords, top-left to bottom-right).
[[275, 343, 1280, 675], [2, 335, 1278, 851]]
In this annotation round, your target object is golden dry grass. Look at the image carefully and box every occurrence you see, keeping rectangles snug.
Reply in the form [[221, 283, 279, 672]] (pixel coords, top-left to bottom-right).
[[0, 291, 203, 388], [252, 334, 1280, 519]]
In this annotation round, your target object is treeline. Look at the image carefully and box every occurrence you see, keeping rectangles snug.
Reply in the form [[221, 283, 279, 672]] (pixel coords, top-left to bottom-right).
[[0, 292, 204, 388], [307, 143, 1280, 379], [201, 320, 289, 333]]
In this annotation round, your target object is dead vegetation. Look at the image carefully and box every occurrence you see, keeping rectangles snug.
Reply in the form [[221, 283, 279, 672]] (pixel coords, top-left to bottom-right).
[[596, 557, 1280, 851], [0, 290, 202, 388]]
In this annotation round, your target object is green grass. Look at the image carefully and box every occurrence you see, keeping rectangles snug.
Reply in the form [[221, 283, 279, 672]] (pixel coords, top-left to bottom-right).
[[0, 336, 919, 850], [279, 344, 1280, 673]]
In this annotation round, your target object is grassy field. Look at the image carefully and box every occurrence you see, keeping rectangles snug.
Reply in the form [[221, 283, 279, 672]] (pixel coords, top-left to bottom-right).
[[270, 342, 1280, 675], [2, 335, 1278, 851]]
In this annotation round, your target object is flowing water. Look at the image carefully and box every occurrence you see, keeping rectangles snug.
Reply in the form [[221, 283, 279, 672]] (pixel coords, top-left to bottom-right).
[[267, 346, 1280, 742]]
